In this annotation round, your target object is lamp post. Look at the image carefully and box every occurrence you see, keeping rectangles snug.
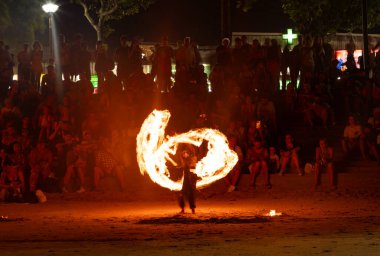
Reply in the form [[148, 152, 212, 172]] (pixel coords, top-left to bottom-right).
[[42, 2, 59, 59]]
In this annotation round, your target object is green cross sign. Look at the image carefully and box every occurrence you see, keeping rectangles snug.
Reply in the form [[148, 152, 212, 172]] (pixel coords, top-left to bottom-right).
[[282, 29, 297, 44]]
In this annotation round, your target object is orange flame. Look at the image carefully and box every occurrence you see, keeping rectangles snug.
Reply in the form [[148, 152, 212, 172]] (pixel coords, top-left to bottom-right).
[[136, 110, 238, 191]]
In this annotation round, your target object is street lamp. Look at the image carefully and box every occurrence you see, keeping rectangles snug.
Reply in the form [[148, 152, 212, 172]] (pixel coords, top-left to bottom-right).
[[42, 2, 59, 59], [42, 2, 59, 13]]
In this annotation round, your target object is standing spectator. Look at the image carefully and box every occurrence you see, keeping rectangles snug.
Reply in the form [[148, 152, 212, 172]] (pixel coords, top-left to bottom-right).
[[94, 41, 109, 90], [232, 37, 245, 75], [175, 37, 196, 89], [128, 38, 142, 77], [40, 65, 57, 97], [313, 36, 325, 74], [0, 41, 12, 97], [115, 35, 130, 85], [216, 38, 232, 69], [152, 37, 173, 92], [240, 35, 252, 65], [322, 37, 334, 72], [290, 36, 302, 85], [17, 43, 31, 83], [59, 35, 71, 81], [30, 41, 43, 91], [300, 35, 314, 84], [281, 44, 291, 89], [266, 39, 281, 93], [69, 34, 84, 80], [78, 43, 91, 80]]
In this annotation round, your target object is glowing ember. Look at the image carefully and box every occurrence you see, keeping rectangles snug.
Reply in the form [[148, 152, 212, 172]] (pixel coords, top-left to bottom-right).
[[267, 210, 282, 217], [136, 110, 238, 191]]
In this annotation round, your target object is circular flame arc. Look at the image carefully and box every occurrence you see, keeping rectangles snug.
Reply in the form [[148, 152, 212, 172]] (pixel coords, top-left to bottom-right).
[[136, 110, 238, 191]]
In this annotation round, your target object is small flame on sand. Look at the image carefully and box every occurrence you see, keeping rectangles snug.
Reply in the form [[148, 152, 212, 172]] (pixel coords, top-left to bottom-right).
[[267, 210, 282, 217], [136, 110, 238, 191]]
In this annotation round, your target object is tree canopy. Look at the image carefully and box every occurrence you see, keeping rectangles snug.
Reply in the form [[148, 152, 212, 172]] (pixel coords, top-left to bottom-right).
[[238, 0, 380, 36], [73, 0, 155, 41], [282, 0, 380, 35], [0, 0, 45, 48]]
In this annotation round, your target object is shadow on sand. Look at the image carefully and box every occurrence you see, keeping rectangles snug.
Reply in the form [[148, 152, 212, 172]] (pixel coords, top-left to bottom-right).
[[137, 215, 269, 225]]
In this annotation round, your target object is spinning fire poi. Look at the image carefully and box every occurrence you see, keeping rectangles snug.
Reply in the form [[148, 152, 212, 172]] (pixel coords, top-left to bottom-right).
[[136, 110, 238, 213]]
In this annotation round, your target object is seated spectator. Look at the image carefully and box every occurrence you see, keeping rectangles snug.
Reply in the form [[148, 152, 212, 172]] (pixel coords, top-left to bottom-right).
[[246, 140, 271, 188], [268, 146, 280, 174], [247, 120, 265, 147], [7, 142, 27, 173], [94, 137, 126, 191], [360, 124, 380, 163], [0, 164, 25, 202], [225, 137, 243, 192], [28, 141, 54, 192], [342, 115, 362, 156], [257, 95, 277, 134], [62, 143, 87, 193], [314, 138, 336, 190], [1, 124, 19, 153], [37, 105, 54, 142], [279, 134, 303, 176]]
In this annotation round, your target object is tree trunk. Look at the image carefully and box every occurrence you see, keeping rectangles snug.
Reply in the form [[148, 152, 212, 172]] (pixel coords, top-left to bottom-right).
[[96, 28, 102, 42]]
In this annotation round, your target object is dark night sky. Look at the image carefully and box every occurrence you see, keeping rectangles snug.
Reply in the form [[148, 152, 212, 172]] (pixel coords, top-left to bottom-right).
[[50, 0, 293, 47]]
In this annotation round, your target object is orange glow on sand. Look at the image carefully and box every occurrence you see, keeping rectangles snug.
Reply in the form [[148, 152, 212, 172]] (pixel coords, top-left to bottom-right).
[[267, 210, 282, 217], [136, 110, 238, 191]]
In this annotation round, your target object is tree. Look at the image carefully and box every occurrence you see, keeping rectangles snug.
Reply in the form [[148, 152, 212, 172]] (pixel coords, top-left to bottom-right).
[[0, 0, 45, 47], [0, 2, 10, 33], [73, 0, 155, 41], [236, 0, 258, 12], [237, 0, 380, 36], [281, 0, 380, 35]]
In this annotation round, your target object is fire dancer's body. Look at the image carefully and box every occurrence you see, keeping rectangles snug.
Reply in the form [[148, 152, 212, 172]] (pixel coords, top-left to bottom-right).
[[178, 147, 197, 214]]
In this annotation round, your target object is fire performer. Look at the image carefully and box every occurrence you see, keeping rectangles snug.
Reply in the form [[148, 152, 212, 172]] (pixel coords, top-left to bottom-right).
[[178, 146, 198, 214]]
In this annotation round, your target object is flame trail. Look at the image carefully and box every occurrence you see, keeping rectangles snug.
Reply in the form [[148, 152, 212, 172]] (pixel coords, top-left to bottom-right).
[[136, 110, 238, 191]]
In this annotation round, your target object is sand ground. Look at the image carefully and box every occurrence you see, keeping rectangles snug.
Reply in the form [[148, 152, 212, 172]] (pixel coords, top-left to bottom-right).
[[0, 166, 379, 256]]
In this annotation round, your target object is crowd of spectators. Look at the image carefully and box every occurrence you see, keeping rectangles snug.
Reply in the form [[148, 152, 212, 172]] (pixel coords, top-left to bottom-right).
[[0, 33, 380, 202]]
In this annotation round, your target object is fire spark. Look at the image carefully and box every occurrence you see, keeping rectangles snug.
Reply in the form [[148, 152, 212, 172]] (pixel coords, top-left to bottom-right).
[[136, 110, 238, 191]]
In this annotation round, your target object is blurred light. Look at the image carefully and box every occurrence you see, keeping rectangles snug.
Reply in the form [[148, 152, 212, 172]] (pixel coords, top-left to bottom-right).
[[42, 3, 59, 13]]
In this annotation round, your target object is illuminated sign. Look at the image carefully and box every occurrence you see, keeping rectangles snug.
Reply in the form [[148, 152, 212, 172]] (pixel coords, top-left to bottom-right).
[[282, 29, 297, 44]]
